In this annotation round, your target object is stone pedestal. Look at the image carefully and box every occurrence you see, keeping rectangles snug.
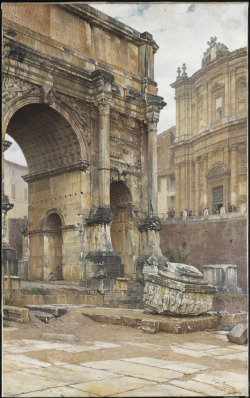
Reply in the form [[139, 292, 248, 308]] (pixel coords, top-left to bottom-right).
[[143, 262, 217, 316], [203, 264, 242, 294], [2, 242, 18, 277]]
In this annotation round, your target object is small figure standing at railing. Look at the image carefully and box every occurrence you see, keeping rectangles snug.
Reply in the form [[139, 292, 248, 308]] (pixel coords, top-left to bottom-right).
[[204, 207, 209, 220], [183, 209, 188, 221]]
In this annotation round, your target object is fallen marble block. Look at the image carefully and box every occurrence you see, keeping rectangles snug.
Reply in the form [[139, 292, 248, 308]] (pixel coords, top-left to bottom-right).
[[227, 323, 248, 344], [143, 262, 217, 316]]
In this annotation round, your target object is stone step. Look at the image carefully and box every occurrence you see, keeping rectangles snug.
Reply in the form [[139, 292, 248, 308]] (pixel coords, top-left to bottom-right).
[[25, 305, 67, 317], [3, 305, 29, 323]]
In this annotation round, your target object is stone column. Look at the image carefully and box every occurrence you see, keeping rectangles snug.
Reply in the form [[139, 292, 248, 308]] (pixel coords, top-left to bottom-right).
[[98, 99, 112, 209], [18, 226, 29, 280], [195, 158, 200, 216], [86, 97, 123, 279], [230, 145, 238, 206], [175, 164, 180, 216], [203, 154, 208, 207], [146, 119, 158, 216]]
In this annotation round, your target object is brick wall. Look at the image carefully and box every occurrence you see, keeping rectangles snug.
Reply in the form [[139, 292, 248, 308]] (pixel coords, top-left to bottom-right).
[[159, 218, 247, 293]]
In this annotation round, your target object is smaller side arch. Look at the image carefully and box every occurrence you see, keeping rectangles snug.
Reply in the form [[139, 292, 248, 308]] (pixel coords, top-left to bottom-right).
[[41, 208, 65, 230]]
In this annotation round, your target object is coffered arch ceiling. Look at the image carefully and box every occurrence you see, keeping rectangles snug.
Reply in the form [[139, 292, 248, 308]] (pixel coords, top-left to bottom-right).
[[6, 104, 83, 175]]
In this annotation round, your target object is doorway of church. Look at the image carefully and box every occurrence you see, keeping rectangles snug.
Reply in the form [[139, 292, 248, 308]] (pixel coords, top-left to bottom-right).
[[212, 185, 223, 213]]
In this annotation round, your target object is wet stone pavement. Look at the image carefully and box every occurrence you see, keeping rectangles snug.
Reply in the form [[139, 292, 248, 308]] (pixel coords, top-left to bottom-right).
[[3, 307, 248, 397]]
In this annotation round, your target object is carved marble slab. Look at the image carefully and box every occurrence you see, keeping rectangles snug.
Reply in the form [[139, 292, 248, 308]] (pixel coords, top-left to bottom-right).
[[143, 262, 217, 316]]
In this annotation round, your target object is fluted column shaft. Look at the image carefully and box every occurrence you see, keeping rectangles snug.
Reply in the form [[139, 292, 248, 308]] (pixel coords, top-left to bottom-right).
[[98, 101, 111, 209], [147, 120, 158, 216], [230, 145, 238, 206]]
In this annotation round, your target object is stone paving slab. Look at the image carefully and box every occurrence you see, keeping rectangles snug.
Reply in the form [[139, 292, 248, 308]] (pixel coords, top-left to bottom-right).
[[193, 370, 248, 395], [18, 386, 99, 397], [3, 370, 67, 396], [121, 357, 209, 374], [80, 360, 184, 382], [170, 379, 236, 396], [18, 364, 119, 385], [69, 376, 157, 396], [110, 383, 204, 397], [3, 354, 52, 370]]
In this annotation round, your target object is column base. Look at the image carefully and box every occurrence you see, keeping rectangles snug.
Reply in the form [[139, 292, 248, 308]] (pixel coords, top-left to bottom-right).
[[85, 251, 124, 279], [86, 207, 113, 226], [138, 215, 163, 231]]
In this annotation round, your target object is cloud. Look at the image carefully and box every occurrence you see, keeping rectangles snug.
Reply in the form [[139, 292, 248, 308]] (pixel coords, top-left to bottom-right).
[[187, 4, 196, 13], [131, 4, 151, 16]]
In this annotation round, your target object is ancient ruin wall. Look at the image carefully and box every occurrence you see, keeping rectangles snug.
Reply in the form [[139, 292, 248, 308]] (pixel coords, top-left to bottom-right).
[[159, 218, 247, 292]]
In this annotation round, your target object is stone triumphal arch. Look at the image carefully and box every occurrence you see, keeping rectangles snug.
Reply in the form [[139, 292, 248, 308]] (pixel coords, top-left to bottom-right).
[[2, 3, 166, 283]]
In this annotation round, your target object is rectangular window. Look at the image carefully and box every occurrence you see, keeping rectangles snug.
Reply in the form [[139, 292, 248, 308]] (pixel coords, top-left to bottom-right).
[[11, 184, 16, 199], [215, 96, 222, 120], [167, 196, 175, 209], [167, 176, 175, 191]]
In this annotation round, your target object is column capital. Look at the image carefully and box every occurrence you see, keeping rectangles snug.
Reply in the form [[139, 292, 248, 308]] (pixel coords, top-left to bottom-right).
[[146, 118, 158, 133], [95, 97, 114, 116]]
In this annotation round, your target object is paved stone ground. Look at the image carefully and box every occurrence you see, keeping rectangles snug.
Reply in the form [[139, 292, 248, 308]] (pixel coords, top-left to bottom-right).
[[3, 306, 248, 397]]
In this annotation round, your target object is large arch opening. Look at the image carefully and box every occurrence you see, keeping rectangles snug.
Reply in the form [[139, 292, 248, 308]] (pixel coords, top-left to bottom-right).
[[110, 181, 134, 276], [6, 104, 84, 175], [5, 103, 86, 281]]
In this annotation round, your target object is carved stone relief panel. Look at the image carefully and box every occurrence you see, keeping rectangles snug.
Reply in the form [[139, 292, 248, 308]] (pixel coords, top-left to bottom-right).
[[2, 75, 39, 114], [110, 110, 141, 168], [55, 92, 91, 147]]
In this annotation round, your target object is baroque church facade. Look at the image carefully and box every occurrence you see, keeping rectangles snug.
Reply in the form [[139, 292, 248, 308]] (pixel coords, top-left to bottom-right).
[[158, 37, 247, 217]]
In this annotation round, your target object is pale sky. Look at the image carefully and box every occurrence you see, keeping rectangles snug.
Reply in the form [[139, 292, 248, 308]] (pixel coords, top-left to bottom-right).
[[4, 2, 248, 166]]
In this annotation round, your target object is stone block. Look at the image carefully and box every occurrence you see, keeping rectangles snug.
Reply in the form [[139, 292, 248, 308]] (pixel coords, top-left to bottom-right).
[[142, 318, 159, 334], [3, 305, 29, 323], [41, 333, 79, 341], [25, 305, 67, 317], [33, 311, 55, 323], [221, 312, 248, 325], [227, 323, 248, 344]]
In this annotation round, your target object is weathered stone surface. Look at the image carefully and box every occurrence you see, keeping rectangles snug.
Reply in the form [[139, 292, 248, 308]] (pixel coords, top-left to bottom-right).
[[25, 305, 67, 317], [142, 319, 159, 334], [3, 305, 29, 323], [33, 311, 55, 323], [143, 262, 216, 316], [41, 333, 79, 341], [227, 323, 248, 344]]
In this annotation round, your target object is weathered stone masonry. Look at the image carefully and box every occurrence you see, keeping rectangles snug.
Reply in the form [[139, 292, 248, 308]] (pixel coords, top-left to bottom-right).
[[2, 4, 166, 282]]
